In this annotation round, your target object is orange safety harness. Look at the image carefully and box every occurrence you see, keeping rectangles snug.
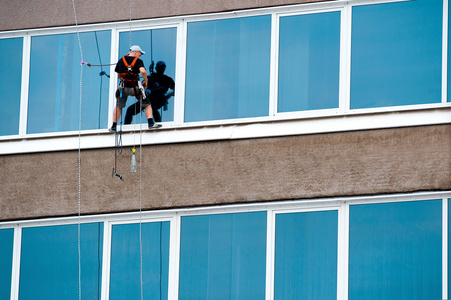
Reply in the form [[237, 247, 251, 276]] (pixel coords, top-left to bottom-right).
[[117, 54, 143, 102], [120, 55, 139, 84]]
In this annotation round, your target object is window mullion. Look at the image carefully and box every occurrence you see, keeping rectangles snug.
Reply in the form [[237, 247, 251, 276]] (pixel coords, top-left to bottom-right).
[[339, 4, 352, 113], [19, 34, 31, 137], [269, 13, 278, 117], [108, 28, 119, 129], [167, 214, 181, 300], [100, 221, 111, 300], [265, 209, 275, 300], [174, 21, 187, 126], [10, 225, 21, 300], [337, 202, 349, 300]]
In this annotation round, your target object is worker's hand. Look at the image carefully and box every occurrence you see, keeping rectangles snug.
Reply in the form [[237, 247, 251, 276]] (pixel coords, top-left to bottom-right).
[[142, 80, 147, 89]]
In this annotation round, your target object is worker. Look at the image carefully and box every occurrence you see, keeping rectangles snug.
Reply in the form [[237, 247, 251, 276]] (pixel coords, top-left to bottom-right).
[[109, 45, 160, 132]]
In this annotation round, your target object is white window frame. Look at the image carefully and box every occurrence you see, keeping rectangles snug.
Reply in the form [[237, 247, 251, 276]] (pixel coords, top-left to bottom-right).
[[1, 191, 450, 300], [101, 216, 176, 300], [0, 0, 449, 155]]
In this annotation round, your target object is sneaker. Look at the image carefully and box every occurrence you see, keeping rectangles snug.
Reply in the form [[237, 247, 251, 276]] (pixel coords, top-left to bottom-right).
[[148, 123, 162, 129], [109, 125, 116, 132]]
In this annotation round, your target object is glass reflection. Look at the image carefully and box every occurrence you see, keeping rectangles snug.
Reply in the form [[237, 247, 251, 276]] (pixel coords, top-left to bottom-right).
[[351, 0, 442, 109], [19, 223, 103, 300], [278, 12, 340, 113], [118, 28, 177, 125], [274, 211, 338, 300], [110, 222, 170, 300], [0, 229, 14, 300], [27, 31, 111, 134], [0, 38, 23, 136], [185, 15, 271, 122], [349, 200, 442, 299], [179, 212, 267, 299]]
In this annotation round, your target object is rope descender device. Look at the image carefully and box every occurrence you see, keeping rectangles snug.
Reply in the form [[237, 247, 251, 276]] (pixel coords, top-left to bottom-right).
[[112, 168, 124, 181]]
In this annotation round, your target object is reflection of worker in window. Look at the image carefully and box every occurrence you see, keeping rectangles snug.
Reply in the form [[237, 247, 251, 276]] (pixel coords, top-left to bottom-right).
[[124, 61, 175, 124], [110, 45, 161, 131]]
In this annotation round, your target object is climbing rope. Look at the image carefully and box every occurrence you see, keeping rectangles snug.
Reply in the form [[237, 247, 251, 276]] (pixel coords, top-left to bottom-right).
[[112, 0, 136, 182], [70, 0, 83, 299], [139, 81, 144, 300], [71, 0, 145, 298], [112, 89, 123, 182], [127, 0, 144, 297], [77, 65, 83, 300], [126, 0, 145, 298], [129, 0, 133, 49]]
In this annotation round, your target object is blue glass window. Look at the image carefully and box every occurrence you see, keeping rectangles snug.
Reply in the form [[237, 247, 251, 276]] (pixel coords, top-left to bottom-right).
[[109, 222, 170, 300], [0, 228, 14, 300], [19, 223, 103, 300], [179, 212, 267, 299], [349, 200, 442, 300], [0, 38, 23, 136], [274, 210, 338, 300], [118, 28, 177, 124], [351, 0, 442, 109], [278, 12, 340, 113], [185, 16, 271, 122], [27, 31, 111, 134]]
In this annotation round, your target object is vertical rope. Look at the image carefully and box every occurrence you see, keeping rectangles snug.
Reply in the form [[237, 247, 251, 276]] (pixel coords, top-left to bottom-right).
[[72, 1, 83, 60], [128, 0, 144, 298], [77, 44, 83, 300], [139, 84, 144, 300], [130, 0, 136, 151], [71, 1, 83, 300], [129, 0, 133, 48]]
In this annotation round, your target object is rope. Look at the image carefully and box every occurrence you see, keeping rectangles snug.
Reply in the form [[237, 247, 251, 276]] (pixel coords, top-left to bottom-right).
[[139, 86, 144, 300], [127, 0, 145, 297], [115, 122, 123, 155], [78, 80, 82, 300], [132, 111, 137, 150], [129, 0, 133, 49], [113, 102, 124, 181], [72, 0, 83, 60], [71, 0, 83, 299], [112, 0, 135, 182], [126, 0, 144, 297]]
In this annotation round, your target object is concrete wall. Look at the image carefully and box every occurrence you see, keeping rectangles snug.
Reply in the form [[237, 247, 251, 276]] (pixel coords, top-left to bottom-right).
[[1, 0, 329, 31], [1, 124, 450, 221], [2, 0, 450, 222]]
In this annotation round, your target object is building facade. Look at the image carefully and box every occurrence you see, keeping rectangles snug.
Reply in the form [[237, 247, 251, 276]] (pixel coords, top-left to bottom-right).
[[1, 0, 451, 299]]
